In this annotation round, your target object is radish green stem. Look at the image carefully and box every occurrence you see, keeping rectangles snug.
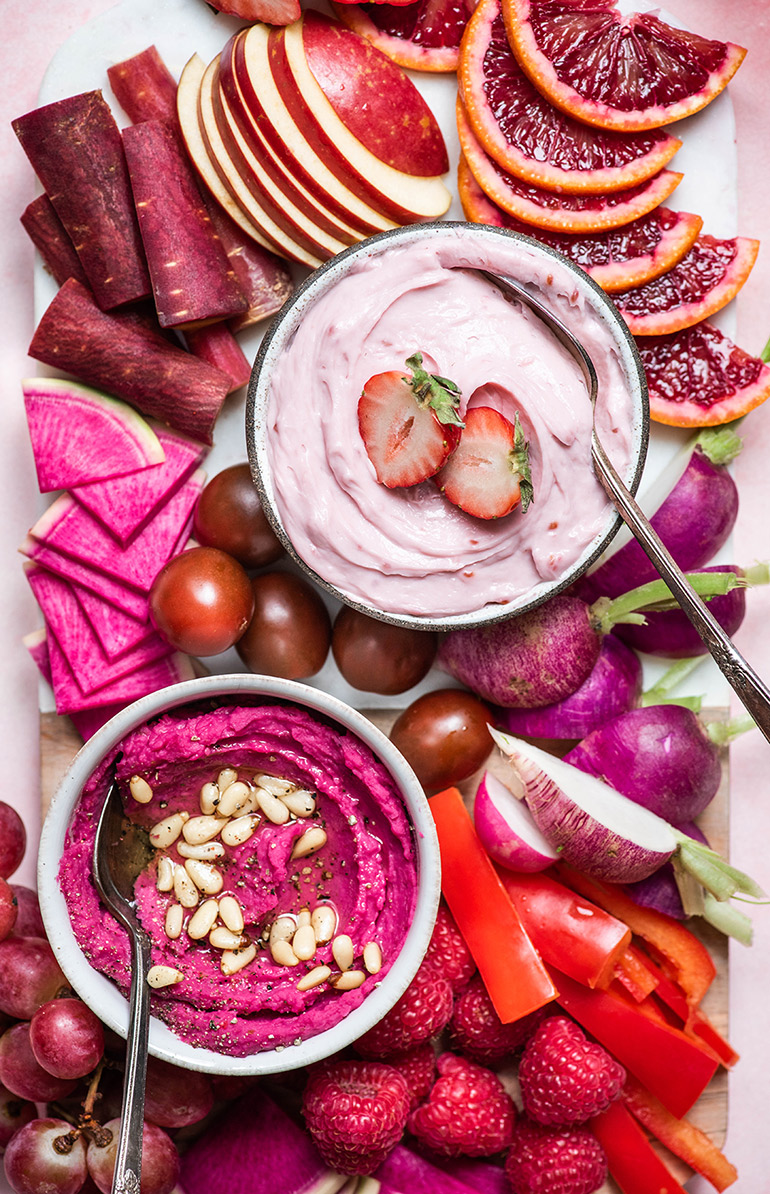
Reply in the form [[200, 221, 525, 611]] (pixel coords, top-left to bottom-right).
[[761, 335, 770, 364], [672, 831, 766, 902], [592, 571, 747, 633], [704, 713, 756, 746], [695, 425, 743, 465], [639, 658, 705, 711], [701, 893, 753, 946]]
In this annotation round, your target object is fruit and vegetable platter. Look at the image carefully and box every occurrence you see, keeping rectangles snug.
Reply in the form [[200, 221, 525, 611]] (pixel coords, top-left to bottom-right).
[[2, 0, 770, 1191]]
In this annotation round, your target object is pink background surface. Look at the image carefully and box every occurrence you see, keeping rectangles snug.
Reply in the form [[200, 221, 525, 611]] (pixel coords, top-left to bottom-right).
[[1, 2, 768, 1190]]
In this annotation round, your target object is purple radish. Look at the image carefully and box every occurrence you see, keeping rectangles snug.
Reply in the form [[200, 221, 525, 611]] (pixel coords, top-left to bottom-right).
[[562, 704, 753, 822], [625, 821, 709, 921], [376, 1145, 482, 1194], [437, 571, 743, 708], [489, 727, 763, 902], [574, 426, 741, 605], [492, 636, 641, 739], [473, 771, 559, 872], [433, 1158, 509, 1194]]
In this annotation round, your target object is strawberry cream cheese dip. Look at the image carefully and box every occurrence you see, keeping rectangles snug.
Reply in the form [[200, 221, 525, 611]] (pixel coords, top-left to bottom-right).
[[264, 226, 642, 619]]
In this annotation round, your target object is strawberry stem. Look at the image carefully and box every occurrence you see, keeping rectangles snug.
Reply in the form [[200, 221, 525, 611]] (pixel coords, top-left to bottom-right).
[[512, 413, 533, 513], [404, 351, 464, 428]]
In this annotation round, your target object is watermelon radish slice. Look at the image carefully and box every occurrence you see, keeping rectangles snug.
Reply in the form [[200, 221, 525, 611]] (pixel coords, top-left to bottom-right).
[[71, 584, 155, 661], [28, 471, 205, 593], [71, 426, 208, 546], [22, 628, 52, 686], [19, 536, 150, 619], [25, 564, 173, 694], [22, 377, 165, 493], [23, 629, 127, 740]]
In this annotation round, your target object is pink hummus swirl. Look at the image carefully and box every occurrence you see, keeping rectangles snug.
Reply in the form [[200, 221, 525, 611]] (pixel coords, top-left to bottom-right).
[[266, 227, 638, 618]]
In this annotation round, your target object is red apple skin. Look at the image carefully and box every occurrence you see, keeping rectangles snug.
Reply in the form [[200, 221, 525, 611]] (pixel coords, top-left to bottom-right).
[[300, 11, 448, 177], [208, 0, 300, 23]]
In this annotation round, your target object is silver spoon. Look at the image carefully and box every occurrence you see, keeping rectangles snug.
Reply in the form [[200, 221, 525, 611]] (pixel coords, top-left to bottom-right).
[[92, 766, 154, 1194], [473, 266, 770, 743]]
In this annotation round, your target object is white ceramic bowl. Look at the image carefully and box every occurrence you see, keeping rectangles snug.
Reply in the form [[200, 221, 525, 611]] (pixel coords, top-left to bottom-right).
[[38, 674, 441, 1075], [246, 220, 648, 631]]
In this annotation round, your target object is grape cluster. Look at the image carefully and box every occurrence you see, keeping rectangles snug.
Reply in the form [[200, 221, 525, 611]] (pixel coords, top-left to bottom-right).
[[0, 800, 216, 1194]]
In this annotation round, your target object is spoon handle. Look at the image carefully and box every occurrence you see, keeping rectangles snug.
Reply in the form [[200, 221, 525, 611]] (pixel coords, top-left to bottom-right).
[[112, 928, 151, 1194], [591, 433, 770, 742]]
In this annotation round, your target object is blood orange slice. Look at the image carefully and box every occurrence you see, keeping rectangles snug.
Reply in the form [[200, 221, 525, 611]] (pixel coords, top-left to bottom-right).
[[458, 154, 703, 292], [503, 0, 746, 132], [457, 98, 682, 233], [332, 0, 475, 72], [459, 0, 681, 194], [638, 321, 770, 428], [614, 236, 759, 335]]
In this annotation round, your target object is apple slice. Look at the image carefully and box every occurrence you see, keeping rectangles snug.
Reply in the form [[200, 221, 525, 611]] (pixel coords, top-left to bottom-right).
[[229, 27, 395, 234], [240, 20, 451, 224], [219, 33, 386, 239], [211, 60, 358, 257]]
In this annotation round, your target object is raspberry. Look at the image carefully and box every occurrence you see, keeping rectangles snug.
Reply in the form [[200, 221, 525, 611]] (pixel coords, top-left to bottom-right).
[[505, 1118, 607, 1194], [407, 1053, 516, 1157], [355, 961, 453, 1058], [423, 901, 476, 993], [301, 1059, 410, 1175], [386, 1042, 436, 1109], [449, 974, 550, 1066], [518, 1017, 625, 1126]]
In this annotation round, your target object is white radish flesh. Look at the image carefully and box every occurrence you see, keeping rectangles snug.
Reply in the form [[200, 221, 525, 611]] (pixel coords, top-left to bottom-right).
[[473, 770, 559, 872]]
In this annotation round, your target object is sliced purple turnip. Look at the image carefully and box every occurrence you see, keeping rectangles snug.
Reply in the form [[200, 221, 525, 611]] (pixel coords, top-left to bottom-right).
[[489, 728, 763, 907], [20, 193, 89, 288], [473, 771, 559, 872], [375, 1145, 482, 1194], [575, 426, 742, 605], [108, 46, 179, 125], [22, 377, 165, 493], [492, 636, 642, 739]]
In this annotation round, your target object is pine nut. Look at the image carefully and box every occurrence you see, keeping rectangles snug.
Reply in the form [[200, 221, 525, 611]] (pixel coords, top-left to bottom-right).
[[210, 926, 249, 950], [363, 942, 382, 974], [187, 899, 219, 940], [280, 789, 316, 818], [221, 944, 257, 975], [255, 787, 290, 825], [148, 965, 184, 989], [165, 904, 184, 940], [292, 924, 317, 961], [297, 907, 312, 928], [218, 895, 244, 933], [257, 774, 293, 796], [182, 815, 223, 845], [217, 767, 238, 791], [297, 965, 331, 992], [150, 811, 189, 849], [220, 815, 258, 847], [199, 781, 220, 815], [177, 841, 226, 861], [269, 915, 296, 946], [174, 865, 199, 908], [156, 856, 175, 893], [291, 826, 327, 859], [185, 859, 224, 894], [217, 780, 253, 818], [311, 904, 336, 945], [129, 775, 153, 804], [332, 934, 354, 971], [270, 939, 299, 967], [332, 969, 366, 991]]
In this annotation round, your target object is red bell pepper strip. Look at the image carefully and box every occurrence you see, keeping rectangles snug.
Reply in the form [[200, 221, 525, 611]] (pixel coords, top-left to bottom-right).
[[613, 945, 659, 1002], [496, 868, 631, 988], [557, 865, 716, 1009], [622, 1074, 738, 1191], [549, 965, 718, 1118], [428, 787, 557, 1023], [590, 1100, 689, 1194]]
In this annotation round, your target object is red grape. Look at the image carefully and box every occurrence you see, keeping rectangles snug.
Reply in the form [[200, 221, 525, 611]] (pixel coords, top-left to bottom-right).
[[8, 887, 44, 940], [0, 803, 25, 881], [0, 937, 66, 1020], [0, 1025, 76, 1103], [0, 1082, 35, 1151], [143, 1057, 213, 1128], [0, 880, 17, 943], [87, 1118, 180, 1194], [193, 463, 284, 569], [30, 999, 104, 1080], [3, 1118, 87, 1194], [149, 546, 255, 656]]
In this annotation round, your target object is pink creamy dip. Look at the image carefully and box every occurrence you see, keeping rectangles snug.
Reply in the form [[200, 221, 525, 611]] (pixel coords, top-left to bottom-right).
[[58, 701, 418, 1057], [266, 228, 636, 617]]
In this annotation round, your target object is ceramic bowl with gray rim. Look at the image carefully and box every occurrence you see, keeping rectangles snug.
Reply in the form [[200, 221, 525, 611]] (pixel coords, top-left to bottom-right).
[[247, 220, 648, 632], [37, 673, 441, 1076]]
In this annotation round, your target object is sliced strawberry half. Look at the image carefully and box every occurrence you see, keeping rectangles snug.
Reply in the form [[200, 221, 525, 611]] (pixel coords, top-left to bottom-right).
[[436, 406, 533, 519], [358, 351, 464, 487]]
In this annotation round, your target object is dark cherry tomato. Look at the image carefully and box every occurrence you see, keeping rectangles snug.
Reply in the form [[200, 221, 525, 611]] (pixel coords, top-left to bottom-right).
[[149, 547, 255, 657], [332, 606, 437, 695], [236, 572, 331, 679], [193, 463, 284, 569], [389, 688, 493, 794]]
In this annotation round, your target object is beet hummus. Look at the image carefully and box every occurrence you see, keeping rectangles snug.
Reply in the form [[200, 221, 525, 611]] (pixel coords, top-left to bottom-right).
[[58, 701, 419, 1057]]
